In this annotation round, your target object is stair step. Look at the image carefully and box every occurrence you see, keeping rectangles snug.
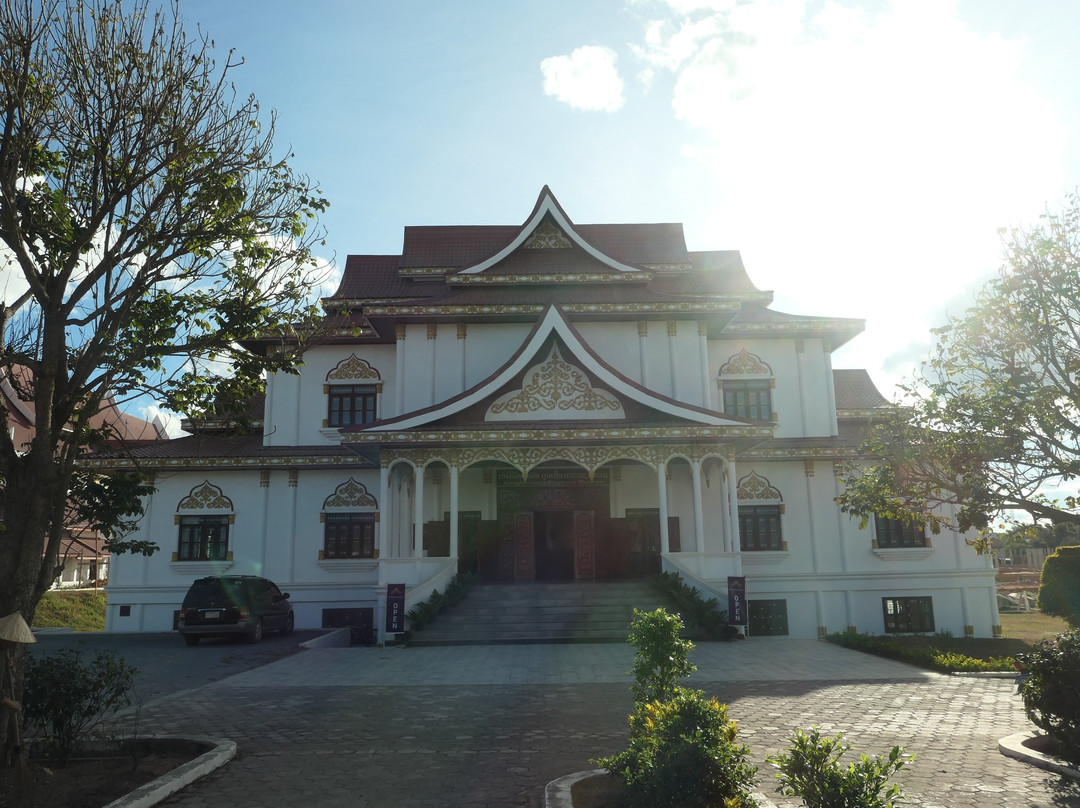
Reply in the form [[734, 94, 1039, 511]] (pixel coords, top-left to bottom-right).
[[408, 580, 669, 647]]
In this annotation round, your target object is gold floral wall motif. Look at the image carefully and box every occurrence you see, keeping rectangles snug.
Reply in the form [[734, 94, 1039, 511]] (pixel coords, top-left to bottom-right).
[[737, 471, 782, 501], [327, 354, 380, 381], [487, 346, 624, 420], [323, 478, 378, 509], [719, 349, 772, 376], [523, 219, 571, 249], [178, 480, 233, 511]]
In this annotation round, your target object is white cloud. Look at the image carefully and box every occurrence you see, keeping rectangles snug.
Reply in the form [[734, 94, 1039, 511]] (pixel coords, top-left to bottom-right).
[[138, 402, 186, 439], [540, 45, 625, 112], [633, 0, 1068, 395]]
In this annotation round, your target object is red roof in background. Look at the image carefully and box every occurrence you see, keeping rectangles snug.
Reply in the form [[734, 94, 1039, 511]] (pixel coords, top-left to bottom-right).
[[833, 369, 892, 411]]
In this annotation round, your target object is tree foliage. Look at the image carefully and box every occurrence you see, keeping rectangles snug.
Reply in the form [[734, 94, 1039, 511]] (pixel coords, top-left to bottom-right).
[[1037, 545, 1080, 627], [837, 194, 1080, 546], [0, 0, 329, 727]]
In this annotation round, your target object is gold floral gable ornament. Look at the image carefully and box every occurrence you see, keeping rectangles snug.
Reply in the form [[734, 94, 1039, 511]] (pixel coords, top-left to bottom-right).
[[486, 344, 624, 421]]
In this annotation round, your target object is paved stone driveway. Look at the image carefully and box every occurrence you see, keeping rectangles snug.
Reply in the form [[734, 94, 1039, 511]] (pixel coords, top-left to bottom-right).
[[134, 641, 1080, 808]]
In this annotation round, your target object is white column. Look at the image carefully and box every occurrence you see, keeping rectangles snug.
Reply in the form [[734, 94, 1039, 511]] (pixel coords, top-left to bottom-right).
[[449, 465, 460, 559], [726, 458, 742, 553], [259, 471, 271, 575], [718, 461, 731, 553], [699, 321, 712, 408], [638, 322, 649, 387], [691, 460, 704, 554], [804, 461, 819, 572], [395, 324, 406, 416], [378, 462, 390, 560], [412, 465, 424, 558], [667, 321, 679, 398], [795, 339, 808, 434], [457, 323, 468, 393], [824, 341, 838, 436], [288, 470, 299, 583], [427, 324, 438, 405], [658, 461, 670, 554]]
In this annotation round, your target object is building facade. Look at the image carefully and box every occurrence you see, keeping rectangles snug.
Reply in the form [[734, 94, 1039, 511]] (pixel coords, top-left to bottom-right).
[[103, 189, 999, 640]]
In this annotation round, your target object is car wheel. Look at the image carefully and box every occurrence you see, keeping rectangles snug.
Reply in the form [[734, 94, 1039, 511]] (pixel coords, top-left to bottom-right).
[[248, 618, 263, 644], [283, 613, 294, 636], [183, 635, 200, 646]]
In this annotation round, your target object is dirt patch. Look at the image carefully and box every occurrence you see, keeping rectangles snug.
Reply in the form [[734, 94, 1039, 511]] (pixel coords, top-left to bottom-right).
[[0, 738, 208, 808], [570, 771, 631, 808]]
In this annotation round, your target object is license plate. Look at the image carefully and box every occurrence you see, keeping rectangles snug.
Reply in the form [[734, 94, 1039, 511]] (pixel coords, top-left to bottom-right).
[[204, 611, 220, 619]]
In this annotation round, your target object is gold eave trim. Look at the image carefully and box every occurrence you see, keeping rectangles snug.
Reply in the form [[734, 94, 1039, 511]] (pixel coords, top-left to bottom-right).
[[79, 455, 365, 471], [837, 408, 895, 419], [445, 272, 652, 285], [341, 425, 773, 444], [740, 446, 861, 459], [400, 267, 455, 277], [639, 264, 694, 272], [356, 302, 744, 317], [723, 318, 866, 334]]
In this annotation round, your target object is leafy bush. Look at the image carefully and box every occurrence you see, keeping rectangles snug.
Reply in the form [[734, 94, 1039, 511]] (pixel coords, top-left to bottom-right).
[[768, 727, 910, 808], [24, 648, 137, 762], [597, 689, 759, 808], [1038, 546, 1080, 628], [627, 608, 695, 703], [1018, 630, 1080, 760], [405, 573, 476, 631], [650, 572, 740, 640], [825, 631, 1014, 672]]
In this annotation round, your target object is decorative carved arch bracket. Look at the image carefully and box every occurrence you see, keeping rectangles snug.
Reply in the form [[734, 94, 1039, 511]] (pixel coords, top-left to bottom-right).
[[737, 471, 782, 501], [720, 349, 773, 377], [177, 481, 234, 512], [327, 354, 381, 382], [323, 478, 378, 510]]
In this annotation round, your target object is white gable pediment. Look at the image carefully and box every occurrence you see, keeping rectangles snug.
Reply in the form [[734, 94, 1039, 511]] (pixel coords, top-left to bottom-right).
[[357, 306, 755, 433], [486, 345, 624, 422]]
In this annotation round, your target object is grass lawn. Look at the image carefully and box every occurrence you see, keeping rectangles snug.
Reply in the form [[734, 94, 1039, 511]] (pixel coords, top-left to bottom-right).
[[1000, 611, 1069, 645], [32, 589, 107, 631]]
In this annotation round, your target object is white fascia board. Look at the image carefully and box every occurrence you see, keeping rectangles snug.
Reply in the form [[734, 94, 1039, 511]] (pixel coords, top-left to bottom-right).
[[364, 307, 744, 432], [457, 193, 642, 275], [0, 373, 34, 425]]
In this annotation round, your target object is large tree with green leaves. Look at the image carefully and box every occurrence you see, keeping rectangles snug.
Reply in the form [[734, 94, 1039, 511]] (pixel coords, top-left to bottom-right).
[[836, 194, 1080, 547], [0, 0, 327, 719]]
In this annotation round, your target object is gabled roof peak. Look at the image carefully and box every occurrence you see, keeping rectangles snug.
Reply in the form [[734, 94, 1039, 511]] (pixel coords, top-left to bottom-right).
[[456, 187, 645, 276]]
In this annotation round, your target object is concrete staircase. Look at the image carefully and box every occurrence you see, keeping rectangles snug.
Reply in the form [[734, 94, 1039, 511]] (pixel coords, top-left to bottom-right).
[[407, 580, 669, 646]]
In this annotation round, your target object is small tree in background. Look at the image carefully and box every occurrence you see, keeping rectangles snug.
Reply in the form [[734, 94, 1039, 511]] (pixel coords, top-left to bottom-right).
[[1037, 546, 1080, 627]]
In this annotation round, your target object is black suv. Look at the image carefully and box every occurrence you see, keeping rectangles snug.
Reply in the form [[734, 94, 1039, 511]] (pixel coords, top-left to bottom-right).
[[177, 575, 294, 645]]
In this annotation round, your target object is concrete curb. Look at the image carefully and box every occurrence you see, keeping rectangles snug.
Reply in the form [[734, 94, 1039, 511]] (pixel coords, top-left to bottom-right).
[[103, 736, 237, 808], [543, 769, 777, 808], [999, 730, 1080, 781]]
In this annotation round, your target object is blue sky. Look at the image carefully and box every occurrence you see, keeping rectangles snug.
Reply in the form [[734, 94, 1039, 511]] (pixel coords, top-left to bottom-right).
[[26, 1, 1080, 423]]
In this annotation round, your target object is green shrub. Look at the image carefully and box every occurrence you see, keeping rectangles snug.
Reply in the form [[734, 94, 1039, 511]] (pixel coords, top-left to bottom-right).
[[649, 572, 739, 640], [597, 689, 759, 808], [24, 648, 137, 762], [768, 727, 910, 808], [627, 608, 695, 703], [1038, 546, 1080, 628], [825, 631, 1014, 672], [1018, 630, 1080, 760]]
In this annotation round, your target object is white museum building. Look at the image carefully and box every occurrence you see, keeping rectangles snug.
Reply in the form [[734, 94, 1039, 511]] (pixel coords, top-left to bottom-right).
[[101, 188, 1000, 641]]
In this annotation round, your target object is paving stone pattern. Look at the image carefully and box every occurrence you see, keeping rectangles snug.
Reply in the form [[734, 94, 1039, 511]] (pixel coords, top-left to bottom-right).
[[135, 641, 1080, 808]]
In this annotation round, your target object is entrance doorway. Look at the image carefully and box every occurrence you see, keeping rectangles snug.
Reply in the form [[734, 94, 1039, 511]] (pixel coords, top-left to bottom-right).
[[534, 510, 574, 580]]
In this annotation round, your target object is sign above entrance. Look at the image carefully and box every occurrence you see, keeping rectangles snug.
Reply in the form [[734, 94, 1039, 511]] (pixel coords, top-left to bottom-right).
[[497, 468, 610, 487]]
